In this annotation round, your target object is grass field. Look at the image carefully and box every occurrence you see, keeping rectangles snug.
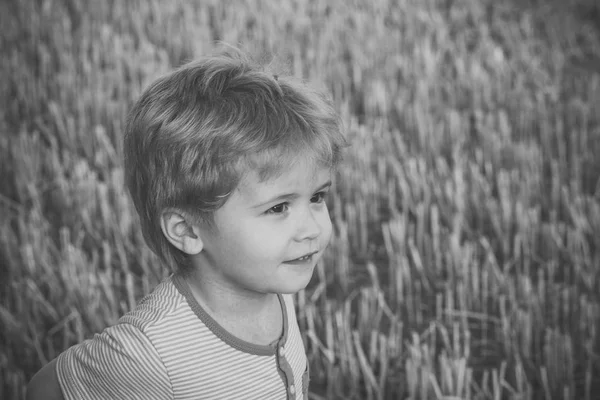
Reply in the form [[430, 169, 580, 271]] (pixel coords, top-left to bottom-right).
[[1, 0, 600, 399]]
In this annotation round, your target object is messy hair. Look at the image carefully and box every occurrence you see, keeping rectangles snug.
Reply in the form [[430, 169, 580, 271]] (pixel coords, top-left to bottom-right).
[[124, 47, 346, 272]]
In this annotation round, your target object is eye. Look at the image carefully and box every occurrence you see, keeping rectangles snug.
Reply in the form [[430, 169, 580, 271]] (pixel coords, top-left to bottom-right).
[[266, 203, 289, 214], [311, 191, 327, 204]]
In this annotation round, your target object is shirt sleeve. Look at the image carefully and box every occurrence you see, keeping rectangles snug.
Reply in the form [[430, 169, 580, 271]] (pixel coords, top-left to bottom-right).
[[56, 322, 173, 399]]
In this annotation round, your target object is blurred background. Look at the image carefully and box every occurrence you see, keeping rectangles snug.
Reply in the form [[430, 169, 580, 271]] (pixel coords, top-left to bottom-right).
[[1, 0, 599, 399]]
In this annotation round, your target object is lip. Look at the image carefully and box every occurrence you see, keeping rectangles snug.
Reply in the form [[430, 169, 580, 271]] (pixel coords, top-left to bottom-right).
[[283, 251, 319, 264]]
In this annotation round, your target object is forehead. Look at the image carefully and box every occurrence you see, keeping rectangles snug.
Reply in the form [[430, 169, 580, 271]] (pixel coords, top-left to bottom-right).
[[236, 156, 331, 199]]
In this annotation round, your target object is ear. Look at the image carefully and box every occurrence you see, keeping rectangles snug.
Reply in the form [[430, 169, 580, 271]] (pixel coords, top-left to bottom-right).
[[160, 209, 204, 255]]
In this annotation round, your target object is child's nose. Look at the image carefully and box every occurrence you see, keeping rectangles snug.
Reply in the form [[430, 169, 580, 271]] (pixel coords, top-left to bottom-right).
[[295, 207, 321, 241]]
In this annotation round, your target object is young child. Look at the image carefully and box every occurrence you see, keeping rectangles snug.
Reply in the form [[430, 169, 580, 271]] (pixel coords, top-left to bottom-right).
[[26, 48, 346, 399]]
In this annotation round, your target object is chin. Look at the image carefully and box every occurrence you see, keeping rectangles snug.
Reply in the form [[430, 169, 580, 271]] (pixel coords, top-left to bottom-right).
[[274, 260, 318, 293], [279, 272, 314, 294]]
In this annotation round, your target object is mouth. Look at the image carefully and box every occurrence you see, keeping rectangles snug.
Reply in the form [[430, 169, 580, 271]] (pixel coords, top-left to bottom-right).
[[283, 251, 319, 264]]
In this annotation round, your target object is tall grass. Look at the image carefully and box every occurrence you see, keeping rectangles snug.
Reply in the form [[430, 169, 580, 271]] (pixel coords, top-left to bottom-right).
[[1, 0, 599, 399]]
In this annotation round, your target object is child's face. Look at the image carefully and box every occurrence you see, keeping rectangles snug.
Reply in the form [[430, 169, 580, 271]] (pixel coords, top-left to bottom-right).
[[194, 156, 333, 296]]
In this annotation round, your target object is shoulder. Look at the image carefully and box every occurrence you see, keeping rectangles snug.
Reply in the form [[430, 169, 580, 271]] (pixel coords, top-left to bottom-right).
[[55, 321, 173, 398], [118, 275, 188, 332], [281, 293, 298, 318], [26, 358, 64, 400], [281, 293, 295, 308], [46, 278, 185, 399]]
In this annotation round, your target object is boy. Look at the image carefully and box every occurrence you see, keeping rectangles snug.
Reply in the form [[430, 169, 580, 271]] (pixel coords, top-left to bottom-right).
[[26, 48, 346, 399]]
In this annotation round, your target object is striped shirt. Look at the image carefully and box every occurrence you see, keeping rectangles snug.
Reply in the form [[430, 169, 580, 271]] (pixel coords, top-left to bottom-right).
[[56, 274, 309, 399]]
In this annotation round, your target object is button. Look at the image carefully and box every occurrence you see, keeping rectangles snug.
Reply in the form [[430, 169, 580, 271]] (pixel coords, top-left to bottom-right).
[[279, 346, 285, 355], [289, 384, 296, 395]]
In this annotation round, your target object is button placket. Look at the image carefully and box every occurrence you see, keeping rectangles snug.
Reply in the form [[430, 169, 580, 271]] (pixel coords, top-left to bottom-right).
[[277, 344, 297, 399]]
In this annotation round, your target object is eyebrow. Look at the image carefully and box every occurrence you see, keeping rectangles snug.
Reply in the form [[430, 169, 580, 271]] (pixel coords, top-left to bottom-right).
[[253, 180, 332, 209]]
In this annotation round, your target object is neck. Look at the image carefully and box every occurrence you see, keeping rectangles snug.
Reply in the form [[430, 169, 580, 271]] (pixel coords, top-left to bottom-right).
[[181, 268, 277, 320]]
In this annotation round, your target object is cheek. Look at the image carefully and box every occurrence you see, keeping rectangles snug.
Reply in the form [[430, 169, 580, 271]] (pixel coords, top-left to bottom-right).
[[233, 219, 284, 253], [319, 208, 333, 245]]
